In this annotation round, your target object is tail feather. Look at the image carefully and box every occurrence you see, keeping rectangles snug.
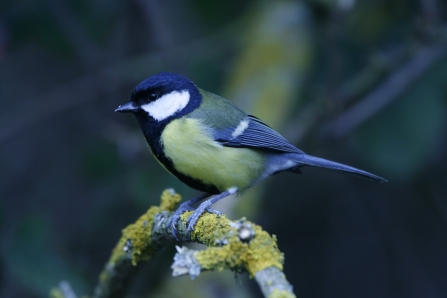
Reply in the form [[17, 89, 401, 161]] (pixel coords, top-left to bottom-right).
[[297, 154, 387, 182]]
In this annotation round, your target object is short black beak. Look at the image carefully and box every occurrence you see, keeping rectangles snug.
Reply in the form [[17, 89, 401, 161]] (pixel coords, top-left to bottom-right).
[[115, 102, 138, 113]]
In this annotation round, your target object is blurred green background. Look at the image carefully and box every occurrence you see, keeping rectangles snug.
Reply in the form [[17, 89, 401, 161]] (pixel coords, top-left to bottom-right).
[[1, 0, 447, 297]]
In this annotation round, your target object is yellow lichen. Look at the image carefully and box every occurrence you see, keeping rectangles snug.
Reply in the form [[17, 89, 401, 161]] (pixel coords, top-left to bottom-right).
[[269, 289, 296, 298], [189, 212, 233, 245], [190, 212, 284, 277], [51, 190, 293, 297], [159, 189, 182, 211], [179, 211, 193, 225], [110, 190, 181, 266], [245, 226, 284, 275], [48, 288, 64, 298]]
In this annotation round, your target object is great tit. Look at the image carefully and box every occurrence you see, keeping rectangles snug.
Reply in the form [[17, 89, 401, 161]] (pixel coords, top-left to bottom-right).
[[116, 72, 386, 240]]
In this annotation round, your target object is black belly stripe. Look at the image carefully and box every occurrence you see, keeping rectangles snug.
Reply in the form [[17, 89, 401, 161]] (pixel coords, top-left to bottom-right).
[[136, 114, 220, 194]]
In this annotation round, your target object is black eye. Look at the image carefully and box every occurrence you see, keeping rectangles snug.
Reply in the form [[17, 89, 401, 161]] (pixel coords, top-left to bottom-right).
[[148, 93, 159, 101]]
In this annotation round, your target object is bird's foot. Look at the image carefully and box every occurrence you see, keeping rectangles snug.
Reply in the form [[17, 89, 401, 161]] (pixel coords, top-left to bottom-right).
[[183, 187, 237, 238], [167, 201, 194, 241], [168, 188, 236, 241], [167, 202, 222, 241], [167, 193, 210, 241], [185, 201, 222, 236]]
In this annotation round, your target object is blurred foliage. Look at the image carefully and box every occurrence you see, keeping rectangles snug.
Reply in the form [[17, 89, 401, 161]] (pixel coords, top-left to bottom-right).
[[80, 140, 121, 182], [7, 215, 87, 296], [1, 0, 447, 297], [225, 1, 313, 127], [356, 57, 447, 181], [222, 1, 314, 219]]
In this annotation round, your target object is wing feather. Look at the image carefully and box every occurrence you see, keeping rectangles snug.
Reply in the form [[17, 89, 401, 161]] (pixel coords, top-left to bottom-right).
[[216, 115, 303, 153]]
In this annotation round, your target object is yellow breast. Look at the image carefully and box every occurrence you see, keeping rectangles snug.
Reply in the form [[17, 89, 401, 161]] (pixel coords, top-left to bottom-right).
[[160, 117, 266, 192]]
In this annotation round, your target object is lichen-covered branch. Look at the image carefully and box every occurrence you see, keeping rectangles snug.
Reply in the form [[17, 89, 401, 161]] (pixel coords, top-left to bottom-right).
[[91, 189, 181, 298], [172, 217, 284, 279], [50, 189, 295, 298], [49, 281, 78, 298]]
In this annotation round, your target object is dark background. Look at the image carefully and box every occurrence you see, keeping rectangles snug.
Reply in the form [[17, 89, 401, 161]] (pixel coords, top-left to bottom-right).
[[1, 0, 447, 297]]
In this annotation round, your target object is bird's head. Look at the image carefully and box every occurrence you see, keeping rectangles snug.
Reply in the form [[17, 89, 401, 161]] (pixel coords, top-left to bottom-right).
[[115, 72, 202, 124]]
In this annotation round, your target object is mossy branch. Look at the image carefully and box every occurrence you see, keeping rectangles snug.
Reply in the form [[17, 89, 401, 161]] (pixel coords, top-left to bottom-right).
[[50, 189, 295, 298]]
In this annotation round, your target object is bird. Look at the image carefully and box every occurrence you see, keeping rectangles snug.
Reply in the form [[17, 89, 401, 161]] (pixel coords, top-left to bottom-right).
[[115, 72, 386, 240]]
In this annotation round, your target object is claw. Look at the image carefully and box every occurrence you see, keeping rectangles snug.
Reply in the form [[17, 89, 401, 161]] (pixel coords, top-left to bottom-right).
[[206, 209, 223, 216], [185, 208, 222, 226], [168, 188, 237, 241], [167, 202, 195, 241], [185, 199, 213, 234], [167, 193, 210, 241]]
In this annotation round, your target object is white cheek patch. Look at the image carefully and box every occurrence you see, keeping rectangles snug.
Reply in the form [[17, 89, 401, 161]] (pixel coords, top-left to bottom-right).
[[141, 90, 190, 121], [231, 119, 249, 138]]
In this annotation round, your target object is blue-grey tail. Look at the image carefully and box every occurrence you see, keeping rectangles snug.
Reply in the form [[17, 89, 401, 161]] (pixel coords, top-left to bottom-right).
[[296, 154, 387, 182]]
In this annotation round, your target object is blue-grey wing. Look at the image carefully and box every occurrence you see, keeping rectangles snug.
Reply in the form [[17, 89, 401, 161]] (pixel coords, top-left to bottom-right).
[[215, 115, 303, 154]]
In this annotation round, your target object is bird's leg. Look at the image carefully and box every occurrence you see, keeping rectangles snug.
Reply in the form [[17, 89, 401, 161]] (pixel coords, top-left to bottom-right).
[[167, 193, 210, 241], [186, 187, 238, 235]]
